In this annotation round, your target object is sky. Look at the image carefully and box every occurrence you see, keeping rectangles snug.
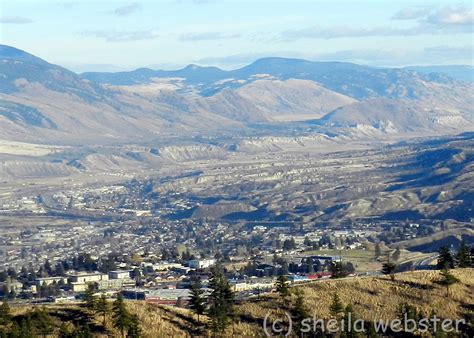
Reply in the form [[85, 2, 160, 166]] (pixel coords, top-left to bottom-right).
[[0, 0, 473, 72]]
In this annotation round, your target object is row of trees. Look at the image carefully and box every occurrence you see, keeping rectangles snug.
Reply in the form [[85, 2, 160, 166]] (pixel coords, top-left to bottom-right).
[[0, 289, 141, 337], [0, 252, 124, 283], [435, 242, 472, 297], [242, 257, 355, 279], [84, 285, 140, 337], [188, 267, 235, 334], [0, 302, 58, 337], [381, 241, 473, 283], [437, 242, 473, 269]]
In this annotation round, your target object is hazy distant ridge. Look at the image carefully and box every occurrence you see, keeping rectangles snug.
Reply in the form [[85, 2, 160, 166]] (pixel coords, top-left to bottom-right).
[[0, 44, 473, 144]]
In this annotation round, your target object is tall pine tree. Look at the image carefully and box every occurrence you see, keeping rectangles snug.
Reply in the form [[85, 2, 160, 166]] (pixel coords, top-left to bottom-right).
[[437, 268, 459, 297], [455, 242, 471, 268], [0, 301, 11, 326], [276, 274, 290, 300], [437, 246, 454, 269], [291, 289, 309, 335], [112, 294, 130, 338], [329, 293, 344, 318], [207, 267, 235, 334], [84, 284, 97, 310], [382, 255, 397, 281], [96, 294, 109, 328], [189, 277, 206, 323], [127, 314, 141, 338]]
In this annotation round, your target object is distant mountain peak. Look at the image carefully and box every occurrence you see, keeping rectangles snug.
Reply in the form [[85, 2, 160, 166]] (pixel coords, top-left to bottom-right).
[[184, 64, 201, 70], [0, 44, 49, 65]]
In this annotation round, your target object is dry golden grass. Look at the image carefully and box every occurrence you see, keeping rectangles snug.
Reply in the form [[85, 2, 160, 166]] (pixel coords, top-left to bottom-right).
[[126, 302, 198, 337], [238, 268, 474, 323], [120, 269, 474, 337]]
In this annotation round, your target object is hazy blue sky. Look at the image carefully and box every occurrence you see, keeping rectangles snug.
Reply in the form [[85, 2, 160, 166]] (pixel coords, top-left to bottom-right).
[[1, 0, 472, 72]]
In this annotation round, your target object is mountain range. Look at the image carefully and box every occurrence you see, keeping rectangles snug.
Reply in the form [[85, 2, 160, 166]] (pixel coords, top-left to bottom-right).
[[0, 44, 473, 145]]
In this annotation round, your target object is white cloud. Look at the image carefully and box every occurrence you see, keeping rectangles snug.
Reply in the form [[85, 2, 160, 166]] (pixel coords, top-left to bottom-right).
[[81, 30, 158, 42], [0, 16, 34, 24], [179, 32, 241, 41], [393, 5, 473, 27], [280, 5, 473, 41], [391, 7, 432, 20], [112, 3, 142, 16], [427, 5, 473, 26], [280, 25, 420, 40]]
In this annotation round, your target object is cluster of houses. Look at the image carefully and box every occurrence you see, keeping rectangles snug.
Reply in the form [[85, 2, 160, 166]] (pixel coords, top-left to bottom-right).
[[34, 269, 136, 293], [13, 258, 224, 305], [2, 256, 341, 306]]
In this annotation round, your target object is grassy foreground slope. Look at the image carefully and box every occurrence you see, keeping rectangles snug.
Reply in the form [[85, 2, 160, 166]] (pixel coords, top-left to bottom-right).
[[5, 269, 473, 337], [133, 269, 474, 336]]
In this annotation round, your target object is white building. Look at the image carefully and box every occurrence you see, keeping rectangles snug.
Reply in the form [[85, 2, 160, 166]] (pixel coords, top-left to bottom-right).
[[109, 270, 131, 279], [69, 272, 108, 283], [35, 276, 68, 286], [188, 259, 216, 269]]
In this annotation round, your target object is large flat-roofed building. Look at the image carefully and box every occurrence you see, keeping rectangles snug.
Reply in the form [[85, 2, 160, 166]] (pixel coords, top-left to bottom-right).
[[69, 272, 108, 283], [70, 282, 87, 292], [145, 262, 184, 271], [96, 278, 135, 291], [229, 280, 275, 292], [34, 276, 68, 286], [122, 288, 191, 306], [109, 270, 131, 279], [188, 259, 216, 269]]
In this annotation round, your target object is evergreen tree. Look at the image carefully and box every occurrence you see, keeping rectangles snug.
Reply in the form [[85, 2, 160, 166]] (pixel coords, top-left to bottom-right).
[[396, 302, 423, 333], [0, 301, 11, 325], [343, 304, 360, 338], [304, 236, 311, 247], [279, 260, 289, 275], [32, 308, 54, 337], [382, 259, 397, 281], [437, 268, 459, 297], [19, 318, 34, 338], [329, 293, 344, 318], [54, 263, 66, 277], [275, 274, 290, 300], [10, 321, 20, 337], [43, 260, 53, 277], [127, 314, 141, 338], [330, 261, 348, 278], [283, 238, 296, 251], [96, 294, 109, 328], [291, 289, 309, 335], [437, 246, 454, 269], [365, 322, 378, 338], [455, 241, 471, 268], [83, 284, 96, 310], [207, 267, 235, 334], [189, 277, 206, 323], [73, 324, 92, 338], [58, 323, 71, 338], [112, 294, 130, 338]]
